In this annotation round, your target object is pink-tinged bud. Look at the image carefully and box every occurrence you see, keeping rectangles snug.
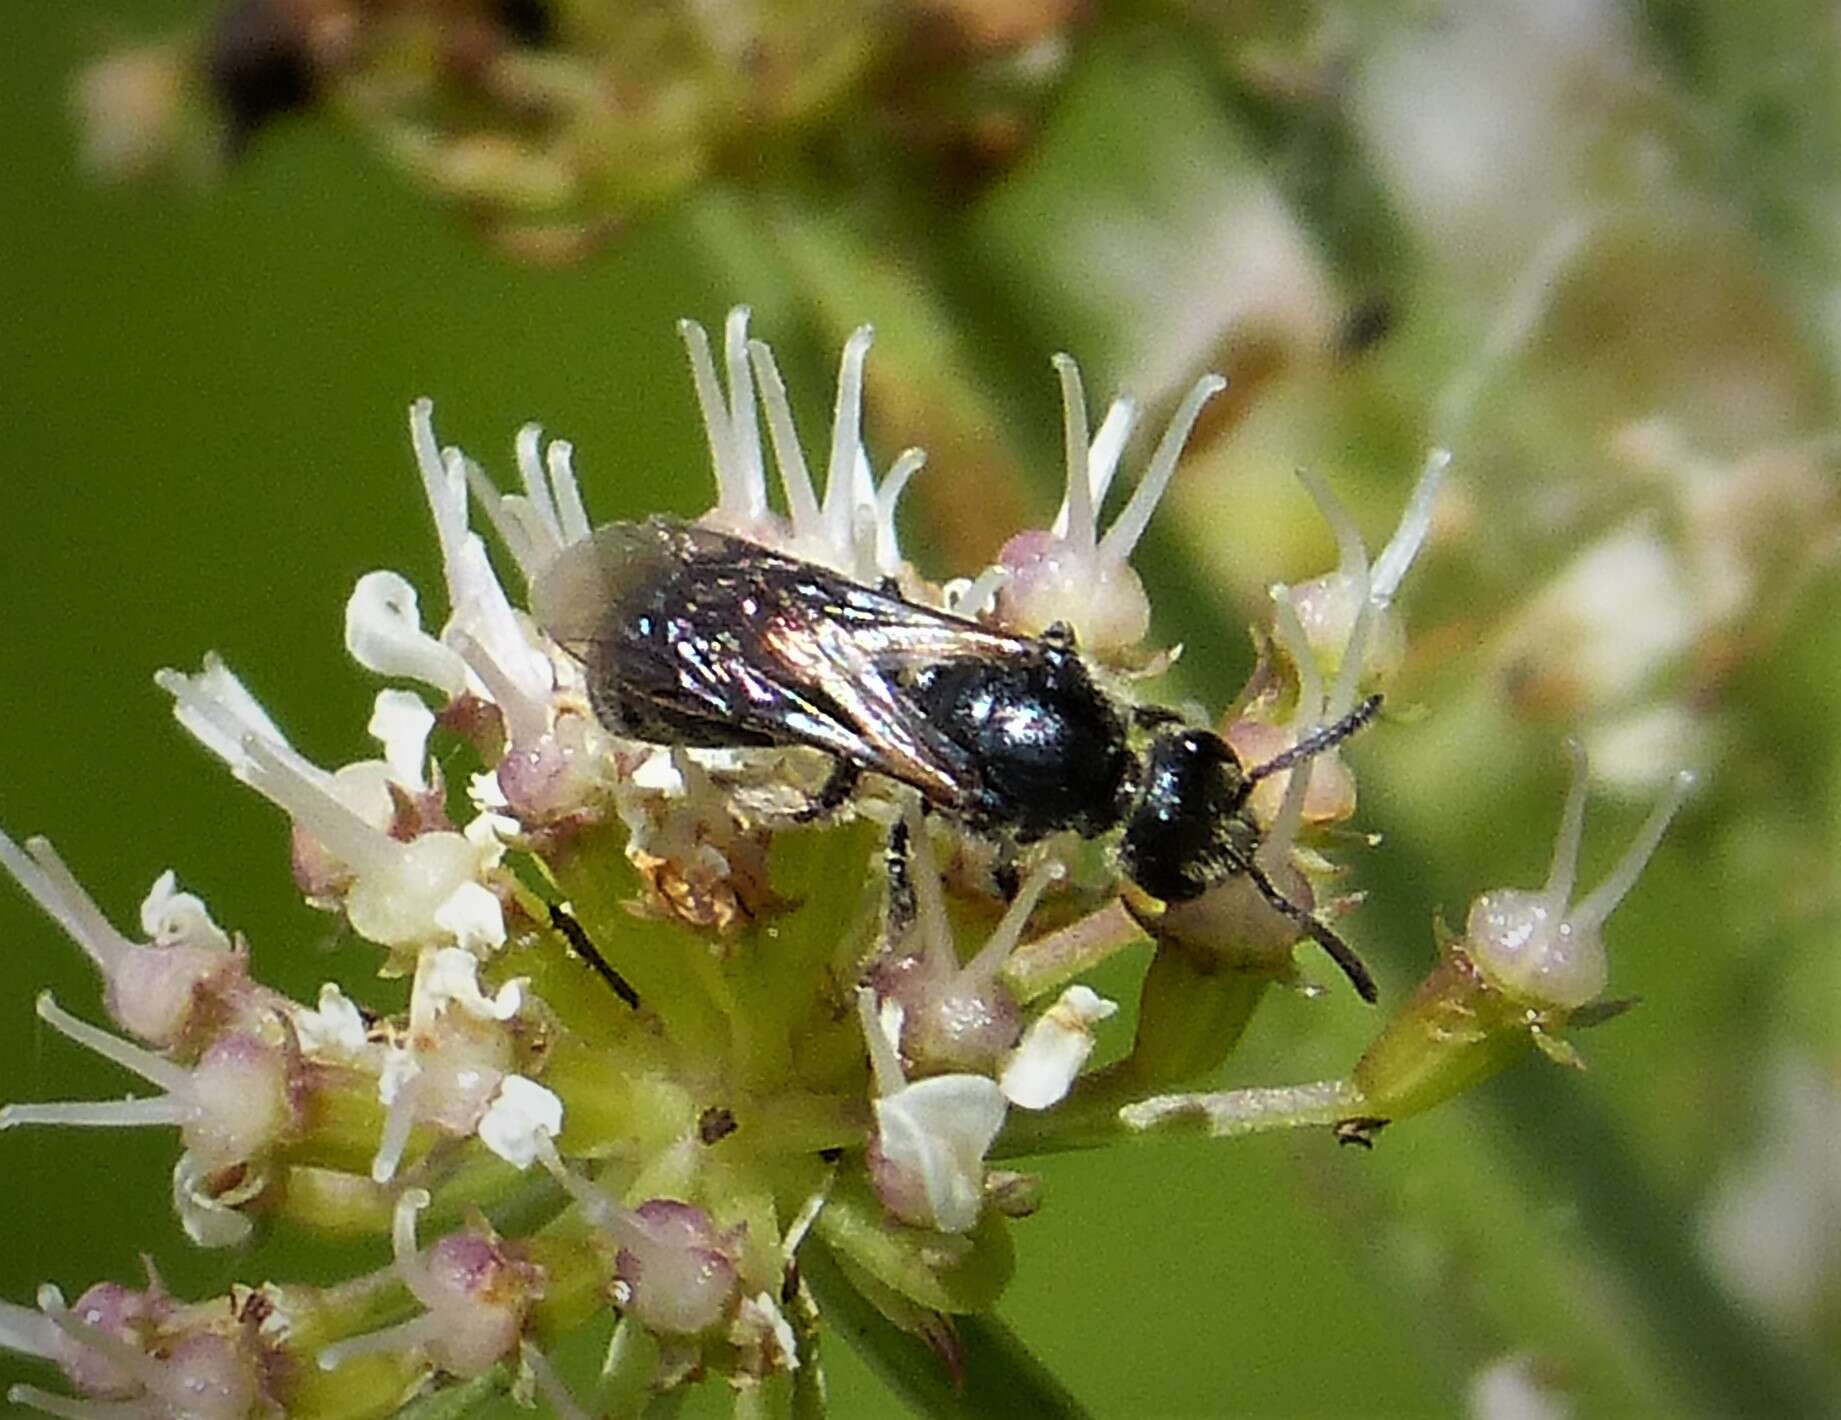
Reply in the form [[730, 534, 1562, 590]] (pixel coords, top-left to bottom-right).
[[6, 1283, 262, 1418], [154, 1333, 262, 1420], [184, 1033, 296, 1171], [0, 999, 296, 1216], [417, 1233, 540, 1377], [104, 946, 241, 1054], [992, 526, 1151, 653], [869, 809, 1062, 1077], [56, 1282, 163, 1397], [871, 948, 1022, 1079], [989, 359, 1224, 659], [614, 1201, 740, 1337], [317, 1190, 542, 1380], [0, 833, 248, 1051], [493, 713, 606, 828], [1222, 717, 1357, 829], [1145, 858, 1318, 966], [1353, 747, 1694, 1123]]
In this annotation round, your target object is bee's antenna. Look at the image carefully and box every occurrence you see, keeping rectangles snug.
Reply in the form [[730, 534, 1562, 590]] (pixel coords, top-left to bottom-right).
[[1243, 693, 1384, 787], [1245, 861, 1379, 1003]]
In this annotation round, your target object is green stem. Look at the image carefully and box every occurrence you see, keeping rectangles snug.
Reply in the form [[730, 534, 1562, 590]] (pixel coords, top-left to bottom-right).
[[802, 1238, 1090, 1420]]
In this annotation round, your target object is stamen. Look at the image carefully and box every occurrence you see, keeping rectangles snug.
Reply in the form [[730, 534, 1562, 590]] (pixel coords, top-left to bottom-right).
[[242, 738, 393, 872], [459, 464, 546, 586], [680, 318, 747, 516], [1100, 373, 1226, 562], [9, 1383, 141, 1418], [966, 859, 1065, 982], [546, 439, 589, 546], [1541, 739, 1591, 915], [857, 988, 905, 1098], [393, 1188, 432, 1283], [823, 326, 874, 554], [873, 448, 926, 573], [901, 802, 952, 969], [1370, 448, 1451, 604], [1566, 770, 1696, 936], [746, 338, 820, 535], [317, 1314, 440, 1372], [513, 424, 564, 545], [0, 831, 132, 977], [0, 1299, 64, 1364], [370, 1083, 418, 1184], [722, 307, 765, 516], [1269, 585, 1326, 718], [157, 655, 305, 784], [1052, 397, 1140, 537], [448, 629, 548, 748], [1294, 467, 1368, 589], [1325, 597, 1376, 720], [951, 565, 1009, 619], [408, 400, 469, 578], [33, 993, 191, 1094], [1051, 354, 1096, 555]]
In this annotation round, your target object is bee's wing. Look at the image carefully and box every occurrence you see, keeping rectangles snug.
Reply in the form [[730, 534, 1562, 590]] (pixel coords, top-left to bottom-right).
[[532, 518, 1008, 808]]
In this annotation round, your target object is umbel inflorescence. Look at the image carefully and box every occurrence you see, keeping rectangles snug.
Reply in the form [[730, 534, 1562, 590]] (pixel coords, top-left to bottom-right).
[[0, 311, 1691, 1418]]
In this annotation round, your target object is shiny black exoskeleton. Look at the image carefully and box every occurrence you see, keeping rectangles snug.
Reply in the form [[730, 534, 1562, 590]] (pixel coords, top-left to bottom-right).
[[535, 516, 1379, 1000], [1119, 729, 1260, 905], [903, 633, 1134, 842]]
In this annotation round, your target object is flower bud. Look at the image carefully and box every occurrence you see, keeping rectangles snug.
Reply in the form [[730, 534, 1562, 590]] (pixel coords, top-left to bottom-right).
[[992, 358, 1224, 657], [1354, 746, 1693, 1122], [614, 1200, 741, 1337]]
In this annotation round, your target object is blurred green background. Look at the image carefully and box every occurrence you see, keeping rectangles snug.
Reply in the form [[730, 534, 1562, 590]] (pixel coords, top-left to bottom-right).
[[3, 2, 1838, 1416]]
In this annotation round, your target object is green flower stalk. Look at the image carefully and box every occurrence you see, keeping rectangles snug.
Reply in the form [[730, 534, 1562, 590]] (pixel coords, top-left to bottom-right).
[[0, 309, 1687, 1417]]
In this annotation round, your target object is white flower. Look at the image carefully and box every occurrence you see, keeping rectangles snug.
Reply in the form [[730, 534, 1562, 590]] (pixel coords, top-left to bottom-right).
[[0, 829, 241, 1048], [137, 871, 231, 954], [1000, 985, 1118, 1110], [477, 1076, 564, 1170], [1282, 447, 1450, 689], [682, 307, 925, 584], [1465, 743, 1694, 1010], [155, 652, 303, 786], [368, 689, 436, 793], [992, 358, 1225, 655], [859, 986, 1008, 1235], [290, 983, 373, 1063], [344, 570, 469, 697], [1699, 1053, 1841, 1333], [1498, 516, 1698, 714], [0, 995, 292, 1245], [369, 948, 524, 1182], [464, 421, 593, 587], [317, 1190, 538, 1380], [872, 1075, 1009, 1236], [160, 660, 505, 954]]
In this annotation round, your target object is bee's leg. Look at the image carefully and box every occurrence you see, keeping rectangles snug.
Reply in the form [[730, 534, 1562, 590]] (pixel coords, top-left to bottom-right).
[[884, 815, 916, 934], [993, 847, 1022, 904], [792, 758, 863, 823], [548, 902, 640, 1009]]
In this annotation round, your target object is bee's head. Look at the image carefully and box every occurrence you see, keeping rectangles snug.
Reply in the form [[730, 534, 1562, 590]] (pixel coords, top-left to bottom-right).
[[1119, 728, 1256, 904]]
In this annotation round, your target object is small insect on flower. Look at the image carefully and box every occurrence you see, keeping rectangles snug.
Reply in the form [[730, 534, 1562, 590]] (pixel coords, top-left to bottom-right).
[[532, 515, 1383, 1000]]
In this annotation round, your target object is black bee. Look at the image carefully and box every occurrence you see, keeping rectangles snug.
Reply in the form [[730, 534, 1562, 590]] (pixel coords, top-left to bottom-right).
[[534, 517, 1379, 1001]]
